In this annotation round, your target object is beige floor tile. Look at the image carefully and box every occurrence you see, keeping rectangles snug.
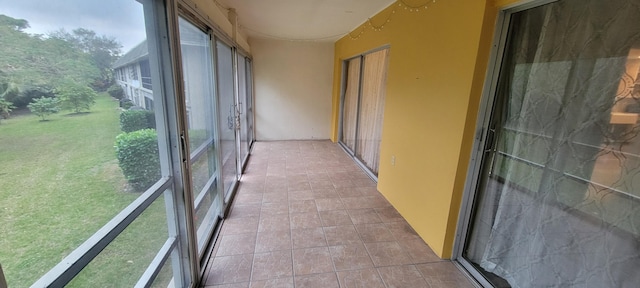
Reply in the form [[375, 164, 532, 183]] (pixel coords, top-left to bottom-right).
[[308, 179, 335, 190], [365, 241, 413, 267], [378, 265, 430, 288], [291, 228, 327, 249], [315, 198, 345, 211], [397, 238, 443, 264], [375, 207, 404, 223], [294, 272, 340, 288], [329, 243, 374, 271], [324, 225, 362, 246], [416, 262, 475, 288], [287, 190, 314, 201], [255, 230, 291, 253], [292, 247, 334, 275], [288, 181, 311, 191], [319, 210, 353, 226], [348, 209, 383, 224], [335, 187, 363, 198], [205, 282, 249, 288], [234, 193, 264, 205], [249, 277, 294, 288], [229, 204, 261, 219], [205, 254, 253, 285], [251, 251, 293, 281], [261, 192, 288, 204], [386, 221, 422, 241], [260, 202, 288, 216], [258, 214, 290, 232], [288, 199, 316, 214], [355, 223, 395, 243], [289, 212, 322, 229], [336, 268, 385, 288], [216, 233, 257, 256], [223, 217, 259, 235], [311, 188, 340, 199], [341, 196, 389, 209]]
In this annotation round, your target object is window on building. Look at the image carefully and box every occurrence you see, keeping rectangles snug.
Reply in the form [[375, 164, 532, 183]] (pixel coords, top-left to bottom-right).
[[140, 59, 152, 90]]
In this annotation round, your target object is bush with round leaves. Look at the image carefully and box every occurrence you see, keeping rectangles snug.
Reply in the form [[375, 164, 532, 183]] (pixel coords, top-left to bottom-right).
[[115, 129, 161, 191], [120, 109, 155, 132]]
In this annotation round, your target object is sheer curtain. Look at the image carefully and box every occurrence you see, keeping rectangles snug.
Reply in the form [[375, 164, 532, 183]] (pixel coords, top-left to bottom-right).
[[342, 58, 361, 152], [356, 49, 389, 175], [465, 0, 640, 287]]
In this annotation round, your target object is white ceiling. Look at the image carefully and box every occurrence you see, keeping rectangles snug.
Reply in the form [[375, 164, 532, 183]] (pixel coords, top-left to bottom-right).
[[216, 0, 396, 41]]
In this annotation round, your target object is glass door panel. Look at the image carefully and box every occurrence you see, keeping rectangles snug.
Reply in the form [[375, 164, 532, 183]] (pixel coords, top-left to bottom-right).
[[215, 40, 239, 199], [178, 17, 221, 256], [237, 54, 249, 167], [461, 1, 640, 286], [246, 59, 255, 149], [341, 57, 361, 153]]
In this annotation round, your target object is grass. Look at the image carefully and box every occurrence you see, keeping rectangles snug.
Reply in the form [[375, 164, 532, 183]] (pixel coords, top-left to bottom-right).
[[0, 94, 167, 287]]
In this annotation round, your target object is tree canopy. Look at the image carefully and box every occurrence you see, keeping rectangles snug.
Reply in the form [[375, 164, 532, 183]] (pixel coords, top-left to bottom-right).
[[0, 14, 122, 108]]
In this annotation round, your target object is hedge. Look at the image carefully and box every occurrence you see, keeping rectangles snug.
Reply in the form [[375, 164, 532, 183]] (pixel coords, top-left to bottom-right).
[[115, 129, 161, 191], [120, 109, 155, 132]]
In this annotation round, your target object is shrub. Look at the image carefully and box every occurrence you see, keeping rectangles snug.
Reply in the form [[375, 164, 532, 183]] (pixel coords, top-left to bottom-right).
[[107, 85, 124, 100], [115, 129, 161, 191], [56, 81, 97, 113], [120, 109, 155, 132], [119, 98, 133, 109], [27, 97, 60, 121]]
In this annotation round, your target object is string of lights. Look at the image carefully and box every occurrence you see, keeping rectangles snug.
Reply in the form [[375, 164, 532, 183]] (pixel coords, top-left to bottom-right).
[[348, 0, 437, 40], [212, 0, 438, 42]]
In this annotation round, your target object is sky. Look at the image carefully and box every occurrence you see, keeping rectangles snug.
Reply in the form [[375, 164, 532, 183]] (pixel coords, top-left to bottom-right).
[[0, 0, 147, 52]]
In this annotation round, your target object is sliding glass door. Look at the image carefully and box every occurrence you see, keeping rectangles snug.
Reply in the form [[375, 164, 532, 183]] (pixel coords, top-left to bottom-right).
[[341, 57, 361, 152], [178, 17, 222, 257], [237, 54, 250, 167], [245, 59, 255, 151], [458, 0, 640, 287], [215, 40, 239, 200], [339, 48, 389, 176]]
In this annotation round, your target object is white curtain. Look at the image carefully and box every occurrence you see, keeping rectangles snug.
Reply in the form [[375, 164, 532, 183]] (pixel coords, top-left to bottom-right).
[[466, 0, 640, 287], [342, 58, 361, 152], [356, 49, 389, 175]]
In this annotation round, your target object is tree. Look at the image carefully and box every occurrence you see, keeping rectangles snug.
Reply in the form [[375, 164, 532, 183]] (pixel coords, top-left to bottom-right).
[[56, 81, 97, 113], [49, 28, 122, 90], [27, 97, 60, 121], [0, 15, 101, 104], [0, 14, 29, 31]]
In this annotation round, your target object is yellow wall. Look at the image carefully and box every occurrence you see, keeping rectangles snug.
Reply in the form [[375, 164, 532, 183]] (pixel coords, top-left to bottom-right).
[[331, 0, 516, 258]]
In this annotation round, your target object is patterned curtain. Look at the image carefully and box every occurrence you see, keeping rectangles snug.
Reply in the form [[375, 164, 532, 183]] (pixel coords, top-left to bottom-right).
[[465, 0, 640, 286]]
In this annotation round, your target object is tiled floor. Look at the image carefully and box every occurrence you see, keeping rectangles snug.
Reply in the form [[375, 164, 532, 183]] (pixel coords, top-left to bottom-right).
[[201, 141, 475, 288]]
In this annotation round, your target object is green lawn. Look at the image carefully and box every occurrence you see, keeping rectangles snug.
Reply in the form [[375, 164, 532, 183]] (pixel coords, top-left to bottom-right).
[[0, 94, 168, 287]]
